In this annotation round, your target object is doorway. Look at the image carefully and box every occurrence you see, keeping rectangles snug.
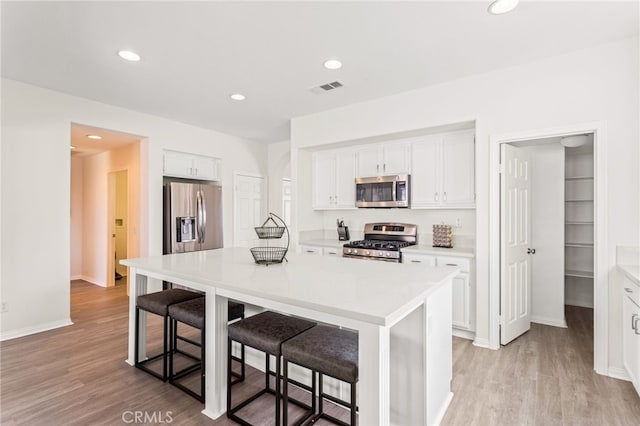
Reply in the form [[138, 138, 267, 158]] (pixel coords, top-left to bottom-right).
[[108, 170, 128, 287], [489, 122, 608, 374]]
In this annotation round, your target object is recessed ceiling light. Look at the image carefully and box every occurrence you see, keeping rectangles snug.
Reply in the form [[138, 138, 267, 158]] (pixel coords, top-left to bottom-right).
[[230, 93, 246, 101], [560, 135, 588, 148], [488, 0, 519, 15], [70, 145, 76, 150], [323, 59, 342, 70], [118, 50, 141, 62], [87, 134, 102, 140]]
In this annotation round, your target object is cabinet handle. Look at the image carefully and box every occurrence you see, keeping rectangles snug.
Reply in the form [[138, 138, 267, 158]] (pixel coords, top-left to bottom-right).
[[624, 287, 633, 293], [443, 191, 447, 201], [194, 168, 198, 175], [335, 195, 338, 204], [446, 263, 458, 266], [383, 163, 386, 172], [377, 164, 380, 173], [633, 314, 639, 331], [411, 260, 422, 263], [306, 250, 315, 253], [435, 192, 438, 202]]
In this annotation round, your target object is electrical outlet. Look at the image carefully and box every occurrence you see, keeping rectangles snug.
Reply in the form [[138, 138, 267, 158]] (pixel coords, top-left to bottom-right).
[[1, 302, 7, 313]]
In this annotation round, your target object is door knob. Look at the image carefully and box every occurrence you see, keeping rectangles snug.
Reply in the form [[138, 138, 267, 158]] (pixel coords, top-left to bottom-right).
[[527, 248, 536, 254]]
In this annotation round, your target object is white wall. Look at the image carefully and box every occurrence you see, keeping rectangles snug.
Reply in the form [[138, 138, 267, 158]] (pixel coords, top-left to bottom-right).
[[70, 156, 84, 279], [525, 143, 566, 328], [266, 140, 291, 220], [291, 37, 639, 371], [1, 79, 267, 339]]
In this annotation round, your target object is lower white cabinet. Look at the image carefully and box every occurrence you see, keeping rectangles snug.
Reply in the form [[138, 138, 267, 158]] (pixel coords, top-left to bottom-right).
[[622, 276, 640, 395], [299, 245, 322, 255], [403, 253, 474, 333], [299, 244, 342, 257]]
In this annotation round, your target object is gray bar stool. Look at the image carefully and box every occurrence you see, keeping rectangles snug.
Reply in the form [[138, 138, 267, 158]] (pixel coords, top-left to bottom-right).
[[281, 325, 358, 426], [135, 288, 202, 381], [168, 298, 247, 402], [227, 311, 316, 426]]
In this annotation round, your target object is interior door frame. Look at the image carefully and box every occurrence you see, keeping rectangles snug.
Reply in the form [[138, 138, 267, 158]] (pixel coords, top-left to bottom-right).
[[489, 121, 608, 375]]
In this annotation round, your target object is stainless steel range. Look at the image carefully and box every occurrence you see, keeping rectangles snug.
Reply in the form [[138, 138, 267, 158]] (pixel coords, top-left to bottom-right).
[[342, 223, 417, 262]]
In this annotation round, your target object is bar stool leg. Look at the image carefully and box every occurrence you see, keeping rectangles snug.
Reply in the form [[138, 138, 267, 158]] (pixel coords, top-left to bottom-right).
[[350, 380, 357, 425]]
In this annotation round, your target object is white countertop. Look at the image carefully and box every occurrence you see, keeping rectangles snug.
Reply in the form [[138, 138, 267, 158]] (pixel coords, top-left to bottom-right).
[[618, 264, 640, 286], [122, 247, 459, 326], [299, 239, 475, 258]]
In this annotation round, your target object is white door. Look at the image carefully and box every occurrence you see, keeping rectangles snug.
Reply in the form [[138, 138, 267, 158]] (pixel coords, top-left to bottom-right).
[[500, 144, 532, 345], [234, 174, 266, 248]]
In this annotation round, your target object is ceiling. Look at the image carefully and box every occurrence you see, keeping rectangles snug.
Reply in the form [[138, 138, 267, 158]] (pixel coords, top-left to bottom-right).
[[2, 1, 638, 144], [70, 123, 143, 157]]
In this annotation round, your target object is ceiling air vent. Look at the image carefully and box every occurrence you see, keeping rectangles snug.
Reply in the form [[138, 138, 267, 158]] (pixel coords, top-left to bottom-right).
[[310, 80, 344, 94]]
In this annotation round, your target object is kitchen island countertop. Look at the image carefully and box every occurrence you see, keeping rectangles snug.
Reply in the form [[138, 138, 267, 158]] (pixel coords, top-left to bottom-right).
[[121, 247, 458, 425]]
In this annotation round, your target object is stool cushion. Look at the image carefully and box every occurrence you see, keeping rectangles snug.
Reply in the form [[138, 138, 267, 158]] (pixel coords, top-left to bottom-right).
[[228, 311, 316, 355], [228, 301, 245, 322], [169, 297, 205, 329], [282, 325, 358, 382], [137, 289, 201, 316]]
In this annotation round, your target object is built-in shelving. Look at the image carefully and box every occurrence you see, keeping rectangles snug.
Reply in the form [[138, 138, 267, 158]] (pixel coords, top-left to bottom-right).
[[565, 269, 594, 279], [564, 145, 595, 308]]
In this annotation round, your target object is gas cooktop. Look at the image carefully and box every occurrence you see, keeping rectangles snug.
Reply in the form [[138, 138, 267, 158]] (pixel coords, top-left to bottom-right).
[[342, 223, 417, 262]]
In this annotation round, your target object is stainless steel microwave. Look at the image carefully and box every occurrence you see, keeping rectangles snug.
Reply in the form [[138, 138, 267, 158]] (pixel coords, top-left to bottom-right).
[[355, 174, 410, 208]]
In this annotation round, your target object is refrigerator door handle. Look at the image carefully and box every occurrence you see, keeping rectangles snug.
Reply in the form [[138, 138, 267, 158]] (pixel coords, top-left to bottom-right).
[[197, 190, 207, 244]]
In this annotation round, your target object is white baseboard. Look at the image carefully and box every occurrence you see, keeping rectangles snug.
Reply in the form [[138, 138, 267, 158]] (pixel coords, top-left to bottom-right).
[[472, 337, 495, 350], [0, 318, 73, 341], [70, 274, 83, 281], [78, 275, 107, 287], [531, 315, 568, 328], [452, 328, 475, 340], [432, 391, 454, 426], [608, 366, 630, 381]]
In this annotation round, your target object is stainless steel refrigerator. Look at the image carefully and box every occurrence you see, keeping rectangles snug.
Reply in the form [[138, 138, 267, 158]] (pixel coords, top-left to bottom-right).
[[163, 180, 223, 254]]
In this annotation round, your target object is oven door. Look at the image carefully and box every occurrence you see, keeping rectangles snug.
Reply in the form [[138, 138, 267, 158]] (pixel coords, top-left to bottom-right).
[[355, 174, 410, 208]]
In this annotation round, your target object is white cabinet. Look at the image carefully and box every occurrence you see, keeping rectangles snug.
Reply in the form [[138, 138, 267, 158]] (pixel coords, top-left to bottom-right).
[[322, 246, 341, 257], [163, 150, 221, 181], [623, 276, 640, 395], [355, 142, 411, 177], [402, 253, 436, 266], [411, 130, 475, 208], [312, 148, 356, 210], [299, 245, 322, 255], [402, 252, 474, 333], [299, 244, 342, 257]]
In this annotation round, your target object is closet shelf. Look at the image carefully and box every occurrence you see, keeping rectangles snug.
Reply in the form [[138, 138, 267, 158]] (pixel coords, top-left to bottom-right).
[[565, 221, 594, 225], [565, 176, 594, 181], [565, 269, 594, 279], [565, 242, 594, 248]]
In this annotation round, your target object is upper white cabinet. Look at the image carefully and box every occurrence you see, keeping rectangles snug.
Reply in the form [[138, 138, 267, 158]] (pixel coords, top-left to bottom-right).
[[312, 148, 356, 210], [355, 142, 411, 177], [163, 150, 221, 181], [411, 130, 475, 208]]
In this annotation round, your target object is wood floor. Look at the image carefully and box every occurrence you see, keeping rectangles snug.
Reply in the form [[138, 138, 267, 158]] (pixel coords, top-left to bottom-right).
[[1, 281, 639, 425]]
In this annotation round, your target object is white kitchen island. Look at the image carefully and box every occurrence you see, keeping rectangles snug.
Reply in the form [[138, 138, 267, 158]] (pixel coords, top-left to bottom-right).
[[121, 247, 458, 425]]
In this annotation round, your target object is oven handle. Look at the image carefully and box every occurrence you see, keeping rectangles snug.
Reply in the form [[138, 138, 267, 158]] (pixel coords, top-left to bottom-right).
[[392, 180, 397, 202]]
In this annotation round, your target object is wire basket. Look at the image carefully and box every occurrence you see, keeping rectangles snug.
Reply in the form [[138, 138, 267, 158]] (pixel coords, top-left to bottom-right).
[[250, 247, 288, 265], [254, 217, 286, 239]]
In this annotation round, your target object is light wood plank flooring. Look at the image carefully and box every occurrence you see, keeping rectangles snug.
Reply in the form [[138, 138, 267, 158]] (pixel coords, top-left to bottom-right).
[[1, 281, 639, 425]]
